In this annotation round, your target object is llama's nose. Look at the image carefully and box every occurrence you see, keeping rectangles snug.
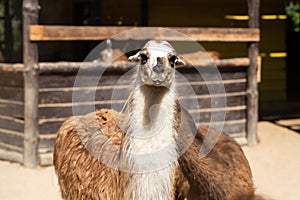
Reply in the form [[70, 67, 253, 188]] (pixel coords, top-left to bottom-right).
[[153, 64, 165, 73], [157, 57, 163, 64], [153, 58, 165, 73]]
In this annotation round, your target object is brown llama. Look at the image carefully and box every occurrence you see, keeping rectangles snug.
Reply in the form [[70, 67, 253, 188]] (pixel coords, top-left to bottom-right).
[[54, 40, 263, 200]]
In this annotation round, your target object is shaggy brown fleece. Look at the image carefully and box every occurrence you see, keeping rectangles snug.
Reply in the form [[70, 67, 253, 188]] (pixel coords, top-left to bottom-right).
[[54, 108, 263, 200]]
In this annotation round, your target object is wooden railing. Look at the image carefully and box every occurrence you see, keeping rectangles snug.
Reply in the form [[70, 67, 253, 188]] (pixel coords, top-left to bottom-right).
[[29, 25, 259, 42], [20, 0, 260, 167]]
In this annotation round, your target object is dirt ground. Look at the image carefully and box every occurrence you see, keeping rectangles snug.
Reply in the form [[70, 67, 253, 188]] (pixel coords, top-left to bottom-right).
[[0, 121, 299, 200], [243, 121, 300, 200]]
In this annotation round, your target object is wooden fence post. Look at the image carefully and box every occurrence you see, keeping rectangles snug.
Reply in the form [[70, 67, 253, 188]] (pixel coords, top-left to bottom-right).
[[247, 0, 260, 146], [23, 0, 40, 167]]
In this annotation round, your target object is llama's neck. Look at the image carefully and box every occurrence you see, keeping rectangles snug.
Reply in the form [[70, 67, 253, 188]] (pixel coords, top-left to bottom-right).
[[123, 84, 178, 200], [129, 85, 176, 131]]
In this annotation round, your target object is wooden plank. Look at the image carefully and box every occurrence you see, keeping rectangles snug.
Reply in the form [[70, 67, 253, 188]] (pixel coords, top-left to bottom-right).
[[0, 102, 24, 118], [38, 92, 246, 109], [38, 62, 134, 75], [182, 95, 246, 111], [0, 148, 23, 164], [199, 120, 246, 135], [39, 152, 53, 166], [189, 105, 247, 113], [38, 74, 77, 88], [38, 101, 121, 119], [0, 63, 24, 72], [38, 93, 246, 120], [177, 82, 246, 97], [38, 81, 246, 104], [38, 72, 246, 89], [37, 59, 249, 75], [38, 73, 130, 88], [179, 68, 247, 83], [224, 124, 246, 135], [214, 58, 250, 68], [37, 62, 248, 90], [40, 78, 246, 91], [190, 109, 246, 124], [179, 92, 246, 101], [201, 95, 246, 108], [23, 0, 39, 168], [30, 25, 260, 42], [0, 115, 24, 133], [39, 121, 63, 135], [0, 70, 24, 87], [0, 129, 24, 148], [0, 141, 23, 153], [39, 134, 57, 165], [234, 137, 248, 146], [257, 56, 262, 82], [0, 86, 23, 101], [39, 85, 131, 104], [247, 0, 260, 146], [38, 136, 55, 151]]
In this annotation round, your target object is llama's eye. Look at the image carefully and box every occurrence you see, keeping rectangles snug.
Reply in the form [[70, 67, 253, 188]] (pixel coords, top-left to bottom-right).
[[168, 55, 177, 67], [140, 54, 148, 65]]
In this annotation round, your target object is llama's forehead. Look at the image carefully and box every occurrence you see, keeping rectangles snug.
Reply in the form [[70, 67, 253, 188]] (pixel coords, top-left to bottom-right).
[[143, 40, 175, 58]]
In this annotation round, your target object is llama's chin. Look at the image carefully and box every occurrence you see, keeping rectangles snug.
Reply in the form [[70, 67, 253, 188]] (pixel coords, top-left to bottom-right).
[[139, 73, 173, 88], [140, 80, 173, 88]]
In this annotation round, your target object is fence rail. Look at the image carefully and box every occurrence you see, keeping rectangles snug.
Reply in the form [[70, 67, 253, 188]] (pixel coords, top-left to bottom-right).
[[30, 25, 260, 42]]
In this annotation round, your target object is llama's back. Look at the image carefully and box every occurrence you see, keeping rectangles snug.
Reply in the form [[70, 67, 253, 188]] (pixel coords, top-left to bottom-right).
[[178, 124, 257, 200], [53, 109, 125, 200]]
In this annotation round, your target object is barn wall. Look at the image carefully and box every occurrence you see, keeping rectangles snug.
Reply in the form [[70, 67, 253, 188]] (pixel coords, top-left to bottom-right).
[[0, 0, 286, 118], [0, 64, 24, 163], [36, 0, 291, 118], [0, 60, 250, 165], [36, 61, 249, 165]]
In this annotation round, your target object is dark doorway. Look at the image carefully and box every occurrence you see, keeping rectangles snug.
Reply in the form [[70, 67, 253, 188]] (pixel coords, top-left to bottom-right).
[[285, 1, 300, 100]]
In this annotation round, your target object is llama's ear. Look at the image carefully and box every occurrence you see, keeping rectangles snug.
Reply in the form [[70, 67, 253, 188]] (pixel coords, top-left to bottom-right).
[[175, 56, 186, 67], [128, 52, 140, 62]]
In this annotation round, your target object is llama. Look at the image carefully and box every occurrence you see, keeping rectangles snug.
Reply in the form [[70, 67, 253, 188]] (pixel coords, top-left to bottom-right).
[[54, 40, 262, 200]]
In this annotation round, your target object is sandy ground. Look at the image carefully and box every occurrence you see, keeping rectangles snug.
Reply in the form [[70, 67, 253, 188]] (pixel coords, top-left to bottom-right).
[[243, 121, 300, 200], [0, 121, 299, 200]]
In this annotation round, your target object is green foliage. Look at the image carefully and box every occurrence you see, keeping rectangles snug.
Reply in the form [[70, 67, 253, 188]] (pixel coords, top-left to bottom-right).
[[0, 0, 22, 61], [10, 0, 23, 52], [286, 2, 300, 32]]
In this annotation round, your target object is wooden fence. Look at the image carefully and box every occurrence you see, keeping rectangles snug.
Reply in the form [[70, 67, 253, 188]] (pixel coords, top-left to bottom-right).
[[0, 0, 260, 167], [0, 58, 252, 165]]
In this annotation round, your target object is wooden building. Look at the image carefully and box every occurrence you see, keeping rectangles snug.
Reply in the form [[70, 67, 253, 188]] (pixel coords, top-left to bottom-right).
[[0, 0, 261, 167], [1, 0, 296, 115]]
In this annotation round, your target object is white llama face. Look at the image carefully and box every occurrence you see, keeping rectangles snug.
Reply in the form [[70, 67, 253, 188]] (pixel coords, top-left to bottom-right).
[[129, 40, 185, 87]]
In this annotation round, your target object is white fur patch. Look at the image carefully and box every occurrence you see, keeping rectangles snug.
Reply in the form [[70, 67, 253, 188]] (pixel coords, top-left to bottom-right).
[[123, 83, 178, 200]]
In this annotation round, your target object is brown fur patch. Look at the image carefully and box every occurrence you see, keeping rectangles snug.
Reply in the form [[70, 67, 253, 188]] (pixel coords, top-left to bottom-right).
[[54, 107, 259, 200], [54, 109, 126, 200], [176, 111, 256, 199]]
